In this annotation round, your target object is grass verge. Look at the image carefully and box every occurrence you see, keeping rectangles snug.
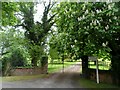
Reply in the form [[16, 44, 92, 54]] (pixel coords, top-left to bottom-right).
[[2, 74, 49, 82], [79, 78, 120, 88]]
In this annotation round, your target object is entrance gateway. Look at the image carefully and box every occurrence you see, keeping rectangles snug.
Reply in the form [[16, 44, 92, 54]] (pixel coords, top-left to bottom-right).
[[88, 56, 99, 84]]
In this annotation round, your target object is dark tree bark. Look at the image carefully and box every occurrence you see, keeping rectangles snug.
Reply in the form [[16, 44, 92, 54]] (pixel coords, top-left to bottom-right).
[[81, 55, 89, 78], [31, 57, 37, 67], [109, 42, 120, 85], [110, 51, 120, 85]]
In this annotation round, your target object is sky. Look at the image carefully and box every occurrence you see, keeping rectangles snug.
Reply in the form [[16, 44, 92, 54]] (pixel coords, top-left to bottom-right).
[[34, 3, 44, 22], [34, 0, 53, 22]]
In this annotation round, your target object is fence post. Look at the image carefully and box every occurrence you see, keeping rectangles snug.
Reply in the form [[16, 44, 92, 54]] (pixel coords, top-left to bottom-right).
[[96, 59, 99, 84]]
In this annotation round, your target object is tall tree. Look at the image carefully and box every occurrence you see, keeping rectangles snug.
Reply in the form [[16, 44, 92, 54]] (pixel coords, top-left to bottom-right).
[[17, 1, 56, 67], [52, 2, 96, 78], [53, 2, 120, 83]]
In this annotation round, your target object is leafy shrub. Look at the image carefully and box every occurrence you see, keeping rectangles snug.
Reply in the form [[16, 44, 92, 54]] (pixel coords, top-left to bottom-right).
[[10, 49, 27, 67], [2, 48, 27, 76]]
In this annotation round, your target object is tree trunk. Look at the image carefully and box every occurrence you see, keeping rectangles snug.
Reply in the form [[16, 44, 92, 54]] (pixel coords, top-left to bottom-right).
[[110, 47, 120, 85], [94, 61, 96, 65], [41, 56, 48, 74], [81, 55, 89, 78], [108, 42, 120, 85], [31, 57, 37, 67], [111, 53, 120, 85]]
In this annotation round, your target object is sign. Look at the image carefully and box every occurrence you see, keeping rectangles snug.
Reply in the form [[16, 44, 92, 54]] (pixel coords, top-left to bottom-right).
[[88, 56, 97, 61], [88, 56, 99, 84]]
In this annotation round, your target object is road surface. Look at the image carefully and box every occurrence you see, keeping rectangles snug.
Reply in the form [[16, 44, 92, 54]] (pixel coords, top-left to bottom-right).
[[2, 62, 82, 88]]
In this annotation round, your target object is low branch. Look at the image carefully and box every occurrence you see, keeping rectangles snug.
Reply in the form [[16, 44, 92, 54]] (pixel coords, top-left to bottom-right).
[[49, 2, 57, 11], [49, 21, 56, 29], [47, 13, 57, 23], [14, 24, 24, 28]]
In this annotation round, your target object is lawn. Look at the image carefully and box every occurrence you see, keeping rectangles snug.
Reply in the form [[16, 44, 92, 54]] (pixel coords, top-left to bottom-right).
[[89, 65, 110, 70], [48, 61, 77, 73], [79, 78, 120, 88], [88, 61, 110, 70]]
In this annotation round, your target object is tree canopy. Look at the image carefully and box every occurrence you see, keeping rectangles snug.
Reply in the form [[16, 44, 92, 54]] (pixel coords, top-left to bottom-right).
[[50, 2, 120, 84]]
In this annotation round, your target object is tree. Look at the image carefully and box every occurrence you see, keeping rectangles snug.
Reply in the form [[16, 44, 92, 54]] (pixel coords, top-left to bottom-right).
[[2, 2, 18, 26], [0, 27, 30, 76], [17, 1, 56, 67], [1, 2, 31, 76], [52, 2, 96, 78], [86, 2, 120, 84], [52, 2, 120, 83], [49, 32, 68, 63]]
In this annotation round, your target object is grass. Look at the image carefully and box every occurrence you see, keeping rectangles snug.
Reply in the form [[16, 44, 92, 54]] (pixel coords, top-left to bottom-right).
[[48, 61, 77, 73], [89, 65, 110, 70], [89, 61, 110, 70], [79, 78, 120, 88], [2, 74, 50, 82]]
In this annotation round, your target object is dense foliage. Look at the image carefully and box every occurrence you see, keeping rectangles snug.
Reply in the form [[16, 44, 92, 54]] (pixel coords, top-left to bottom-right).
[[1, 1, 56, 75], [50, 2, 120, 84]]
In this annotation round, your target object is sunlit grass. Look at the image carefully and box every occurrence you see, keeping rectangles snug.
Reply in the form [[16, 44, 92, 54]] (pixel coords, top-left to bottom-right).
[[48, 61, 77, 73], [89, 61, 110, 70], [89, 65, 110, 70]]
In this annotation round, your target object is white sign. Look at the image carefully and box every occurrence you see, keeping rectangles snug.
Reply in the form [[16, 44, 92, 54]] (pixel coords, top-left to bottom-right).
[[88, 56, 97, 61], [88, 56, 99, 84]]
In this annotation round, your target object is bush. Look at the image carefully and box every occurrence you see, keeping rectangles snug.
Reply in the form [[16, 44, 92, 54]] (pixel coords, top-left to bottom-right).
[[2, 56, 12, 76], [41, 55, 48, 67], [10, 49, 27, 67], [2, 49, 27, 76]]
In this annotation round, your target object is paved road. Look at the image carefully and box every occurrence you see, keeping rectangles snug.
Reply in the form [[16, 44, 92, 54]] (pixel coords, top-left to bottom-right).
[[2, 62, 82, 88]]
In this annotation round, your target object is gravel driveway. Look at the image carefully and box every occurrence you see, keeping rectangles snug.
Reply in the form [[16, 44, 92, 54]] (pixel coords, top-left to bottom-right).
[[2, 62, 82, 88]]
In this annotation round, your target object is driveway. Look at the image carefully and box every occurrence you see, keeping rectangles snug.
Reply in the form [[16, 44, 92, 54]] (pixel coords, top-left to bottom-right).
[[2, 62, 83, 88]]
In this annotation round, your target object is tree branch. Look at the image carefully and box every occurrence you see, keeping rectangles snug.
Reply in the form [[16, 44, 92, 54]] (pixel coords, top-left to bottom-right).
[[47, 13, 57, 23]]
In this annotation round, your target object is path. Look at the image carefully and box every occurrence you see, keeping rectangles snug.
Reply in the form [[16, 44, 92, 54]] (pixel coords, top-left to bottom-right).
[[2, 62, 83, 88]]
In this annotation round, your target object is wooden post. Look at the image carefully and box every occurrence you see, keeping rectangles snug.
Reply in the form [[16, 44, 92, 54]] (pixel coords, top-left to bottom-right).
[[62, 56, 64, 73], [96, 59, 99, 84], [63, 60, 64, 73], [89, 56, 99, 84]]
